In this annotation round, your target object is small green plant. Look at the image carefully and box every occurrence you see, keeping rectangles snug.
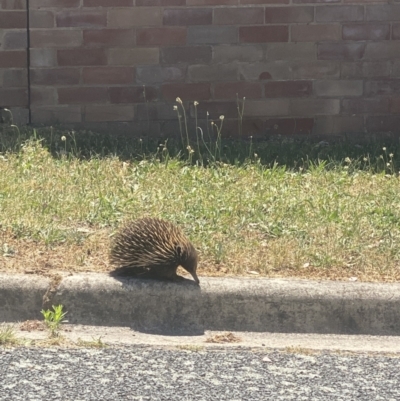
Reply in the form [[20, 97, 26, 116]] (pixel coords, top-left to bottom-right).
[[77, 336, 107, 348], [0, 325, 19, 346], [41, 305, 68, 337]]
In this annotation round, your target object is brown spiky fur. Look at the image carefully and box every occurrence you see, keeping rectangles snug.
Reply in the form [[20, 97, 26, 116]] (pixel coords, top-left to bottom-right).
[[109, 218, 199, 284]]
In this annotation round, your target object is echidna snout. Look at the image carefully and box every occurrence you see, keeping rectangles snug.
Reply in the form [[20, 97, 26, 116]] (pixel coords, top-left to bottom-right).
[[179, 242, 199, 284]]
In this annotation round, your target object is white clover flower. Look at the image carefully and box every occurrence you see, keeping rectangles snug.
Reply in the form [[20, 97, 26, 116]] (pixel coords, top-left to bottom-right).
[[219, 115, 225, 120], [61, 136, 66, 142], [383, 147, 387, 151], [176, 97, 183, 104], [194, 101, 199, 106]]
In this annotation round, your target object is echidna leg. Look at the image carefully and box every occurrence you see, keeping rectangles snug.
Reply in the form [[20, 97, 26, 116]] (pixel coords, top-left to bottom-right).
[[156, 265, 184, 282]]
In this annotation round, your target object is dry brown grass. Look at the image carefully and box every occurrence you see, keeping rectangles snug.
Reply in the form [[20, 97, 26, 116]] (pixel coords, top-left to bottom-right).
[[205, 332, 242, 343]]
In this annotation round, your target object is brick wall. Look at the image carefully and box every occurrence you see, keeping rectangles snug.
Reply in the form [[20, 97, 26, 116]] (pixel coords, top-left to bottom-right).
[[0, 0, 29, 124], [1, 0, 400, 137]]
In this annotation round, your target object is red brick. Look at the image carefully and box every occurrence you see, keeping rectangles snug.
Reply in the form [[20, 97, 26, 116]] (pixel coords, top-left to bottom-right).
[[214, 45, 262, 63], [0, 0, 26, 10], [0, 11, 26, 27], [345, 0, 385, 2], [188, 0, 238, 4], [3, 30, 27, 49], [0, 88, 28, 107], [108, 8, 162, 27], [0, 50, 26, 67], [221, 118, 265, 138], [293, 0, 338, 3], [315, 80, 363, 96], [341, 62, 390, 79], [83, 29, 135, 47], [162, 83, 211, 101], [291, 24, 341, 42], [31, 87, 57, 106], [189, 64, 238, 82], [2, 69, 27, 87], [366, 116, 400, 132], [108, 48, 159, 65], [190, 101, 238, 118], [314, 116, 364, 134], [58, 87, 108, 104], [342, 24, 390, 40], [136, 65, 185, 84], [240, 0, 288, 4], [244, 99, 289, 116], [83, 0, 133, 5], [214, 7, 264, 25], [56, 10, 106, 27], [267, 43, 315, 61], [239, 26, 288, 43], [392, 24, 400, 40], [265, 81, 312, 97], [31, 106, 82, 123], [291, 61, 340, 79], [341, 98, 389, 114], [30, 0, 80, 7], [265, 6, 313, 23], [82, 67, 135, 85], [30, 30, 82, 48], [136, 27, 186, 46], [365, 80, 400, 96], [160, 46, 212, 64], [238, 61, 291, 81], [31, 68, 80, 85], [290, 99, 340, 115], [30, 48, 56, 67], [390, 98, 400, 114], [366, 5, 400, 22], [188, 26, 237, 44], [109, 86, 158, 103], [364, 42, 400, 60], [57, 49, 107, 66], [316, 6, 364, 22], [29, 10, 54, 28], [84, 105, 134, 122], [318, 43, 365, 60], [136, 0, 185, 5], [163, 9, 212, 25], [265, 118, 314, 135], [213, 82, 262, 99]]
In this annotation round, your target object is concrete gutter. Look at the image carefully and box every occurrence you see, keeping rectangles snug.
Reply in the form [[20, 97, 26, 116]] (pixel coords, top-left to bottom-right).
[[1, 273, 400, 336]]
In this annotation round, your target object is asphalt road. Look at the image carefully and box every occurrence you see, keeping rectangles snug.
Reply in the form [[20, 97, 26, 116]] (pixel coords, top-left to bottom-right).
[[1, 346, 399, 401]]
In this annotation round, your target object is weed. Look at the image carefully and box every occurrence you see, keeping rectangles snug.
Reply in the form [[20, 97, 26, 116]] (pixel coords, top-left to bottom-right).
[[177, 344, 204, 352], [0, 325, 19, 346], [77, 336, 107, 348], [41, 305, 68, 337]]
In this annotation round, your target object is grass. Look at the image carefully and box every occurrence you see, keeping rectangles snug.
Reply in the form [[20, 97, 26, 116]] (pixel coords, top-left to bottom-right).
[[1, 121, 400, 281], [0, 326, 19, 346]]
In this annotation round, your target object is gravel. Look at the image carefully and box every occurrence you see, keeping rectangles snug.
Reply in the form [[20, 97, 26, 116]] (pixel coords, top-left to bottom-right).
[[1, 346, 399, 400]]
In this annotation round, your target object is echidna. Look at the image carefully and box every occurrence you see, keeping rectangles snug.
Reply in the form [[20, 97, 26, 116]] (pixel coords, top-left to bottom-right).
[[109, 217, 199, 284]]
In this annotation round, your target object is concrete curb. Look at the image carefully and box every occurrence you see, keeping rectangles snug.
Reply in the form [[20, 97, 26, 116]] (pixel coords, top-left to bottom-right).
[[1, 273, 400, 335]]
